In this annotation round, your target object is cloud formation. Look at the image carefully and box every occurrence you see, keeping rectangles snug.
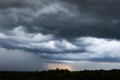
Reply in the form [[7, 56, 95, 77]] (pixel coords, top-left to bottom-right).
[[0, 0, 120, 71], [0, 26, 79, 53], [0, 0, 120, 39], [0, 26, 120, 62]]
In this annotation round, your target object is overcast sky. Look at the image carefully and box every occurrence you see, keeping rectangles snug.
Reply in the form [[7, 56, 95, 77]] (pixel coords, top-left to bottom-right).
[[0, 0, 120, 71]]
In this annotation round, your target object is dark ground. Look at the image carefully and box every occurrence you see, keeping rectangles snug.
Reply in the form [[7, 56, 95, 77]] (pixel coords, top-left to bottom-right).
[[0, 69, 120, 80]]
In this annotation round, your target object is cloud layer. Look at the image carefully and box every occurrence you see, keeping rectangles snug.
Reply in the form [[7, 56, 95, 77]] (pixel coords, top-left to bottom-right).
[[0, 26, 120, 62], [0, 0, 120, 71], [0, 0, 120, 39]]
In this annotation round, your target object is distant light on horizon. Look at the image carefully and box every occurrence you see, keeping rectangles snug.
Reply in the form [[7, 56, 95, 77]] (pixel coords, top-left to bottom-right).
[[47, 63, 74, 71]]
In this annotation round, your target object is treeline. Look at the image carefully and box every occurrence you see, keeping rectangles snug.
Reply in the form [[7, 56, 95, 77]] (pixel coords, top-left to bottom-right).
[[0, 69, 120, 80]]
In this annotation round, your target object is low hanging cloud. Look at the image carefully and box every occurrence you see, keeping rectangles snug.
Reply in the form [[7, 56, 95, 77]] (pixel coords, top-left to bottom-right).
[[0, 47, 48, 71], [1, 45, 120, 71], [0, 26, 120, 62], [42, 37, 120, 62], [0, 26, 79, 53]]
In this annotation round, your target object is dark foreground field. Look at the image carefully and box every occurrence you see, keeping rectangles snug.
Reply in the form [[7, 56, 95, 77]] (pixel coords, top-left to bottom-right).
[[0, 69, 120, 80]]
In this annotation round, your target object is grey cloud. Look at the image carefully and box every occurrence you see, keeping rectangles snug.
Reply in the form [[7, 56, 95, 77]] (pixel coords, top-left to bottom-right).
[[89, 57, 120, 62], [0, 0, 81, 34], [1, 28, 120, 62], [0, 37, 82, 54], [0, 27, 84, 54], [57, 0, 120, 39], [0, 0, 120, 64], [0, 47, 47, 71], [1, 0, 120, 39], [1, 45, 120, 71], [0, 0, 26, 9], [38, 37, 120, 62]]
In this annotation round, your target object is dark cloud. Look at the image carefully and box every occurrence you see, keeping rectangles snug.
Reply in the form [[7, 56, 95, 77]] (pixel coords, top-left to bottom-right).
[[90, 57, 120, 62], [0, 47, 47, 71], [0, 0, 26, 9], [54, 0, 120, 39], [0, 0, 120, 71], [0, 0, 120, 39]]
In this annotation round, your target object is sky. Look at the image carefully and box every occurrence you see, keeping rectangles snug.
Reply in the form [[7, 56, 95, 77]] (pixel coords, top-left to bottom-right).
[[0, 0, 120, 71]]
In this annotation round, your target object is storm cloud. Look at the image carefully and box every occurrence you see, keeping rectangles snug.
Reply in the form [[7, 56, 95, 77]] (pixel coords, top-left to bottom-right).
[[0, 0, 120, 71], [1, 26, 120, 62], [0, 0, 120, 39]]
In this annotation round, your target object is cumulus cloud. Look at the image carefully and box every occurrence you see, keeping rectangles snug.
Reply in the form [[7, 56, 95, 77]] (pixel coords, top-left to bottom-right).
[[0, 26, 120, 62], [40, 37, 120, 62], [0, 26, 79, 53]]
